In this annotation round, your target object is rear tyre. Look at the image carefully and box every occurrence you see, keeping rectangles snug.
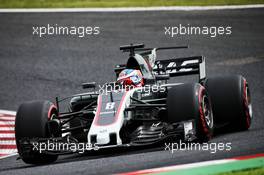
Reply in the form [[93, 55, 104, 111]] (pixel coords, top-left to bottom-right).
[[15, 101, 59, 164], [205, 75, 252, 131], [166, 83, 214, 142]]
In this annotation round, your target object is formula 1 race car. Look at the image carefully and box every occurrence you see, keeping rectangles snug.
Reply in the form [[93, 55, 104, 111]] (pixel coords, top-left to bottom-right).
[[15, 44, 252, 164]]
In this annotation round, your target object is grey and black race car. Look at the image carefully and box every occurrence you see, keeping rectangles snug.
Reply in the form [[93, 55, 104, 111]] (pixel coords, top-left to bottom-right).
[[15, 44, 252, 164]]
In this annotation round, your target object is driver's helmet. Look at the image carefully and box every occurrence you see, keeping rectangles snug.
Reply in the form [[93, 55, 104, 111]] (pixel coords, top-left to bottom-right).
[[117, 69, 144, 87]]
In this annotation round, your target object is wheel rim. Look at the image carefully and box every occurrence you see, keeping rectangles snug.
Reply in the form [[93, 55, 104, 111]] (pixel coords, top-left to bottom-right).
[[50, 113, 57, 120], [245, 84, 253, 119], [202, 95, 213, 128]]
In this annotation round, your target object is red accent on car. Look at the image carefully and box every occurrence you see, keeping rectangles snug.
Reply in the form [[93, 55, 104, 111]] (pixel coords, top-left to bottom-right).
[[48, 104, 57, 119], [243, 79, 250, 128], [198, 86, 210, 137]]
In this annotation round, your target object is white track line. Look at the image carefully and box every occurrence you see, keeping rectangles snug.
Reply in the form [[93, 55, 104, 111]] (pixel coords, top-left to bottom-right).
[[0, 149, 17, 154], [0, 110, 16, 116], [0, 140, 16, 145], [0, 133, 15, 138], [0, 127, 14, 131], [0, 153, 17, 160], [120, 154, 264, 175], [0, 4, 263, 13], [0, 121, 15, 125], [124, 159, 235, 174], [0, 116, 15, 120]]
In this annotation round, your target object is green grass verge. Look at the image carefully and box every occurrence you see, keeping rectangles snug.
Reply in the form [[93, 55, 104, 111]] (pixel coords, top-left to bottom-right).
[[0, 0, 264, 8], [216, 167, 264, 175], [156, 157, 264, 175]]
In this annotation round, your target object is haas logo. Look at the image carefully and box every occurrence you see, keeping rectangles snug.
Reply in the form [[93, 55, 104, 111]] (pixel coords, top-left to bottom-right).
[[154, 59, 199, 74], [166, 60, 199, 73]]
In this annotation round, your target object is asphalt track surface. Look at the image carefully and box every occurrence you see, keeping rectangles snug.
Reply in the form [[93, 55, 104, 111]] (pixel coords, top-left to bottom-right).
[[0, 8, 264, 175]]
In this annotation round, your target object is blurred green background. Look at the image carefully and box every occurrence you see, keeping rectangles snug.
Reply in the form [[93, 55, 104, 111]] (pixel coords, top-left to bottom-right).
[[0, 0, 263, 8]]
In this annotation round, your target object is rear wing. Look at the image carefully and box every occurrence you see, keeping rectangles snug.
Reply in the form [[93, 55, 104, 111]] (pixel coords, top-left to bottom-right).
[[120, 43, 188, 55], [116, 43, 206, 81], [154, 56, 206, 81], [116, 43, 189, 74]]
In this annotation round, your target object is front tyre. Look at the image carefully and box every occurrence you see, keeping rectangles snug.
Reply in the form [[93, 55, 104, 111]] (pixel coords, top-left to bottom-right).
[[15, 101, 59, 164], [166, 83, 214, 142], [205, 75, 252, 131]]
